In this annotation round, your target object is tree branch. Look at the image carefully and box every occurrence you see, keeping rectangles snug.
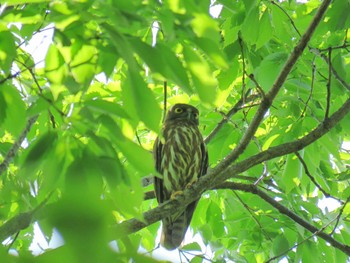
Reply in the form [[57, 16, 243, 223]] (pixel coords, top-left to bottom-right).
[[212, 0, 332, 173], [0, 115, 38, 176], [3, 93, 350, 251], [204, 93, 258, 144], [111, 95, 350, 253], [218, 182, 350, 256], [0, 192, 52, 242]]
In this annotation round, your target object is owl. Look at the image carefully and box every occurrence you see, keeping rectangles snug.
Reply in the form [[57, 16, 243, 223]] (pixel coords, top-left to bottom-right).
[[153, 103, 208, 250]]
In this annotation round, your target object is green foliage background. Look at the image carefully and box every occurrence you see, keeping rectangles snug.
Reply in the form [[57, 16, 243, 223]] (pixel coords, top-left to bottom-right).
[[0, 0, 350, 262]]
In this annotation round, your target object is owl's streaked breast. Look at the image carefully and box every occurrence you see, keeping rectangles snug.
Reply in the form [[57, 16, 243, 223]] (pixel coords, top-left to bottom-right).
[[160, 123, 202, 194]]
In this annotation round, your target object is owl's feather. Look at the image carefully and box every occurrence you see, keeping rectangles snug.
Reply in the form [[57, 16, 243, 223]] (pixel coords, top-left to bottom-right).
[[153, 104, 208, 250]]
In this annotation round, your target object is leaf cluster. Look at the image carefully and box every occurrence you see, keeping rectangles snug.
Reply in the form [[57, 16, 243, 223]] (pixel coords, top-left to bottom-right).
[[0, 0, 350, 262]]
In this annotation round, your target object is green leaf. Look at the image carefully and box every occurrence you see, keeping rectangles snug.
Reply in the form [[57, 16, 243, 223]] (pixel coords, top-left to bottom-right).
[[85, 100, 130, 119], [97, 114, 125, 141], [129, 38, 192, 93], [116, 137, 155, 175], [282, 153, 302, 193], [0, 89, 7, 126], [45, 44, 67, 84], [5, 0, 50, 5], [0, 83, 26, 136], [190, 256, 203, 263], [70, 45, 97, 84], [183, 47, 217, 104], [255, 52, 288, 91], [191, 13, 220, 42], [256, 9, 273, 49], [262, 134, 280, 151], [319, 160, 333, 179], [97, 156, 126, 187], [98, 46, 119, 78], [64, 148, 104, 196], [192, 37, 228, 69], [127, 69, 161, 132], [206, 200, 224, 238], [181, 242, 202, 251], [0, 30, 16, 74], [241, 7, 259, 45], [272, 235, 289, 256], [25, 131, 58, 164]]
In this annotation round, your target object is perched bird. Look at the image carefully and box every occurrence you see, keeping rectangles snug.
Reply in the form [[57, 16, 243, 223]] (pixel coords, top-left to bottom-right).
[[153, 103, 208, 250]]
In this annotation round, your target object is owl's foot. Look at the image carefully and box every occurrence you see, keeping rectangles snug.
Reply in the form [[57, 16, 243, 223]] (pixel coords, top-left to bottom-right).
[[186, 180, 197, 189], [170, 191, 183, 200]]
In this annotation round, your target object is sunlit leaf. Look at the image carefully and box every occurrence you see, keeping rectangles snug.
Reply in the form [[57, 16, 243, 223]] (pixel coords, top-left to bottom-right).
[[116, 137, 155, 175], [181, 242, 202, 251], [272, 235, 289, 256], [129, 38, 192, 93], [282, 153, 302, 193], [45, 44, 67, 84], [0, 83, 26, 136], [192, 37, 228, 69], [183, 47, 217, 104], [0, 30, 16, 74], [127, 69, 162, 132], [85, 100, 130, 119]]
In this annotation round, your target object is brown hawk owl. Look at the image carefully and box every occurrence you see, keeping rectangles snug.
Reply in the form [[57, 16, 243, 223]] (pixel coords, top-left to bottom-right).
[[153, 103, 208, 250]]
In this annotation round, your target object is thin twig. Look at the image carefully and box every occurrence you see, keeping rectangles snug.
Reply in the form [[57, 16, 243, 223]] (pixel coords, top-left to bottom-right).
[[238, 33, 246, 103], [0, 115, 39, 176], [330, 196, 350, 235], [204, 92, 257, 144], [265, 216, 339, 262], [248, 73, 265, 98], [270, 1, 301, 37], [110, 95, 350, 247], [295, 151, 343, 204], [325, 47, 332, 120], [232, 191, 272, 241], [300, 58, 316, 119], [213, 0, 332, 173]]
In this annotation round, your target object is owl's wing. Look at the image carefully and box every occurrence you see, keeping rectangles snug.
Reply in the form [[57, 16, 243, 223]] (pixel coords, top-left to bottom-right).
[[200, 141, 209, 177], [181, 141, 208, 245], [153, 136, 165, 204]]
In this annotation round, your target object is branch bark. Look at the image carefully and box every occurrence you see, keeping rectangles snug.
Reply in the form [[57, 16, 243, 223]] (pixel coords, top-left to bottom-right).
[[219, 182, 350, 256], [212, 0, 332, 173], [110, 96, 350, 255]]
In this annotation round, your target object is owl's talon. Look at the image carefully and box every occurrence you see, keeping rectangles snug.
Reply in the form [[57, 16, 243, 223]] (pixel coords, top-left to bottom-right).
[[170, 191, 183, 200], [186, 180, 197, 189]]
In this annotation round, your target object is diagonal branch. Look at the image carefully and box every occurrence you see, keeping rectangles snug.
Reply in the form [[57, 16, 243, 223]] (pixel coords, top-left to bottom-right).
[[111, 96, 350, 251], [3, 96, 350, 252], [0, 115, 38, 176], [0, 192, 53, 242], [219, 182, 350, 257], [213, 0, 332, 172]]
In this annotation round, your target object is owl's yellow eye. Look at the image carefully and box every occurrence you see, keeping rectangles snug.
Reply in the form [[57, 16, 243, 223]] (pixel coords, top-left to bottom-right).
[[174, 108, 183, 113], [193, 112, 199, 119]]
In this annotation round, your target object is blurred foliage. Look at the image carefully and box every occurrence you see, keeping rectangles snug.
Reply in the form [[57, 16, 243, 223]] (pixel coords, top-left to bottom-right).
[[0, 0, 350, 262]]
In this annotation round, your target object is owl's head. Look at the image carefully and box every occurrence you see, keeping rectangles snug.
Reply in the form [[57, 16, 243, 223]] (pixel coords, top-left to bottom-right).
[[165, 103, 199, 125]]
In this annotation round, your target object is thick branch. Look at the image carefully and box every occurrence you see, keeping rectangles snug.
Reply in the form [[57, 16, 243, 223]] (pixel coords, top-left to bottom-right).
[[0, 192, 52, 242], [219, 182, 350, 256], [213, 0, 332, 172], [112, 95, 350, 250]]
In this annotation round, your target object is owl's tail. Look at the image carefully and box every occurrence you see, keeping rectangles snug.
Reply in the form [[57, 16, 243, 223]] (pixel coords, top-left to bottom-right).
[[160, 201, 197, 250], [160, 212, 189, 251]]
